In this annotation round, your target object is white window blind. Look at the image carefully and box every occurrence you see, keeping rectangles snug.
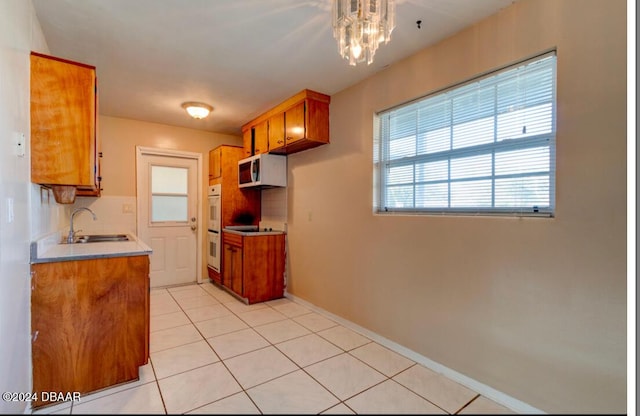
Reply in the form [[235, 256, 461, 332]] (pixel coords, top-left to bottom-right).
[[374, 52, 556, 216]]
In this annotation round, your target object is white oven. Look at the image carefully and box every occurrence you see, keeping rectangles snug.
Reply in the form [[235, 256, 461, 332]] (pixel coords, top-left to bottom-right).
[[207, 184, 221, 271], [208, 184, 221, 233], [207, 230, 220, 272]]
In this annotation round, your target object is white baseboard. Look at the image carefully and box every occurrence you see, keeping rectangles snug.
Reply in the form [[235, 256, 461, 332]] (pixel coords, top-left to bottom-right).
[[284, 291, 545, 415]]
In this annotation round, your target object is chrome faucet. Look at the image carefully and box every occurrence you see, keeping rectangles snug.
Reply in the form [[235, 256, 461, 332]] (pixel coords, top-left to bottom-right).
[[67, 207, 97, 243]]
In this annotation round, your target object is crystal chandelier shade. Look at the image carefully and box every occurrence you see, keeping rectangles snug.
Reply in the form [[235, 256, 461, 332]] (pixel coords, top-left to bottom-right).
[[332, 0, 396, 66]]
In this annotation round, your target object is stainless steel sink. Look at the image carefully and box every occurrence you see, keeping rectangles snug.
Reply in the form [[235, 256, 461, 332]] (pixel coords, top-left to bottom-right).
[[63, 234, 130, 244]]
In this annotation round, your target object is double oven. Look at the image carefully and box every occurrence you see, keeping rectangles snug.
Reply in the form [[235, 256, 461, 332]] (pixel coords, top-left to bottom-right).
[[207, 184, 221, 272]]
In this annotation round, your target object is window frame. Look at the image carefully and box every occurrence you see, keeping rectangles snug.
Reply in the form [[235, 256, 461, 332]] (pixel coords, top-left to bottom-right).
[[373, 51, 557, 217]]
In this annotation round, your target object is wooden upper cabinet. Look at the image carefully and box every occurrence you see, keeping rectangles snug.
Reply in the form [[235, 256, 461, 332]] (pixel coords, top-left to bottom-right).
[[267, 112, 285, 152], [242, 89, 330, 156], [253, 119, 269, 155], [284, 101, 306, 146], [209, 147, 222, 180], [207, 144, 260, 225], [242, 129, 252, 158], [30, 52, 99, 194]]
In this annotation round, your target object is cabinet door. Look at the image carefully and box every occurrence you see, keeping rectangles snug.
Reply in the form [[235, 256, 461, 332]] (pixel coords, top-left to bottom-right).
[[222, 238, 243, 296], [231, 246, 243, 296], [31, 256, 149, 408], [268, 113, 286, 152], [222, 242, 234, 289], [242, 129, 252, 157], [209, 147, 222, 180], [253, 120, 269, 155], [30, 52, 97, 187], [285, 101, 306, 146]]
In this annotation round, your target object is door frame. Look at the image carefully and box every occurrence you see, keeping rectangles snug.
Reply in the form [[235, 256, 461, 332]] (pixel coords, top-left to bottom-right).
[[135, 146, 203, 283]]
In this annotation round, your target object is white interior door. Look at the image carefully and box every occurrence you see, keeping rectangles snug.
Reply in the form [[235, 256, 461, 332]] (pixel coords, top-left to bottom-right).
[[136, 147, 200, 288]]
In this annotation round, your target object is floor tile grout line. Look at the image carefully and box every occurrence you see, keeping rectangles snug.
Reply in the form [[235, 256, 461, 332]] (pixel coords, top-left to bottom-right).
[[146, 357, 169, 415], [252, 304, 395, 414], [65, 370, 158, 412], [268, 289, 484, 413], [151, 283, 308, 414], [265, 295, 455, 413], [268, 338, 347, 411], [60, 284, 367, 414], [152, 283, 249, 414], [190, 285, 346, 413], [454, 393, 481, 415], [153, 283, 475, 415], [389, 362, 460, 414]]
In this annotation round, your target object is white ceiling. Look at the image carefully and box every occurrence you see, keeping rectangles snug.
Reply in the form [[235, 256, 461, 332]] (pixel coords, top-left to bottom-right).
[[32, 0, 516, 135]]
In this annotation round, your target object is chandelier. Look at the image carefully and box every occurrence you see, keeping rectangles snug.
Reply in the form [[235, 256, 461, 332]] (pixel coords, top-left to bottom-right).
[[332, 0, 396, 66]]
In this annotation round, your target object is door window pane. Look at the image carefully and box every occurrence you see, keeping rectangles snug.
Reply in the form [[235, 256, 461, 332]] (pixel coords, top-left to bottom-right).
[[152, 166, 187, 193], [151, 165, 188, 222], [152, 196, 188, 222]]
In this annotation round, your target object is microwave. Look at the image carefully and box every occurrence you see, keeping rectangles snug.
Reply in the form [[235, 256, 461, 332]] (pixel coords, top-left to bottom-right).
[[238, 153, 287, 188]]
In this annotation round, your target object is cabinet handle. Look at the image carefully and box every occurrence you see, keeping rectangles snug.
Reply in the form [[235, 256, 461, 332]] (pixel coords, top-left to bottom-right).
[[98, 152, 103, 158], [286, 137, 292, 141], [277, 140, 283, 144]]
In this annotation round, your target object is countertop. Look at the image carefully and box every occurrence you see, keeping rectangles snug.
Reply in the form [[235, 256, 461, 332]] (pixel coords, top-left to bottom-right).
[[223, 225, 285, 237], [31, 231, 153, 264]]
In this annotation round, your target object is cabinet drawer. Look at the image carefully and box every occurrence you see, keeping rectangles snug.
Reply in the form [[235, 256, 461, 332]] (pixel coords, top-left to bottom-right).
[[223, 232, 243, 247]]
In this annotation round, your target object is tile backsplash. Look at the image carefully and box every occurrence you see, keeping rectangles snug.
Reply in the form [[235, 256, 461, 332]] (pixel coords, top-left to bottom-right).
[[68, 195, 137, 235], [260, 187, 287, 231], [64, 189, 287, 237]]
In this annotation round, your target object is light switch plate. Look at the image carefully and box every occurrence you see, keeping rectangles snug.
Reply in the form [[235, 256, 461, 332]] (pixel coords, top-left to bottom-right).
[[15, 132, 25, 157], [6, 198, 14, 223]]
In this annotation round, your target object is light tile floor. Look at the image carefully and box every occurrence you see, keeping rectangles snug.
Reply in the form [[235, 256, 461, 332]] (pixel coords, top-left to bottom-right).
[[32, 282, 514, 415]]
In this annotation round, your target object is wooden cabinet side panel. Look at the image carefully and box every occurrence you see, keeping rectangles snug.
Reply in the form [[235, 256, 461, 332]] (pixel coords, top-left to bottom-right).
[[220, 146, 260, 227], [243, 235, 285, 303], [220, 146, 242, 185], [31, 256, 148, 407], [209, 147, 222, 180], [30, 53, 96, 186], [306, 99, 330, 144]]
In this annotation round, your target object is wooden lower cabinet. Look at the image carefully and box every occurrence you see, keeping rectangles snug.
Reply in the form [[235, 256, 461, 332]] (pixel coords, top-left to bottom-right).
[[30, 255, 150, 409], [222, 232, 285, 304]]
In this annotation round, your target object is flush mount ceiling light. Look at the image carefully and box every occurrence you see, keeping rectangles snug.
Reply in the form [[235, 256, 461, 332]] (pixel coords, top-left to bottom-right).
[[332, 0, 396, 66], [181, 101, 213, 119]]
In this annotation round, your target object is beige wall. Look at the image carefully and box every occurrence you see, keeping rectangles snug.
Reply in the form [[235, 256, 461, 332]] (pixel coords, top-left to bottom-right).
[[98, 115, 242, 279], [285, 0, 627, 413], [0, 0, 56, 413]]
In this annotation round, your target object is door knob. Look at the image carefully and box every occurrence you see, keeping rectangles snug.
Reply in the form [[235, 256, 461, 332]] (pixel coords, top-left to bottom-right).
[[191, 225, 197, 231]]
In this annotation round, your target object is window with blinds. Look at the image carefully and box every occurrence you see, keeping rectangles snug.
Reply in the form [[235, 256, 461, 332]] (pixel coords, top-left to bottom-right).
[[374, 52, 557, 216]]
